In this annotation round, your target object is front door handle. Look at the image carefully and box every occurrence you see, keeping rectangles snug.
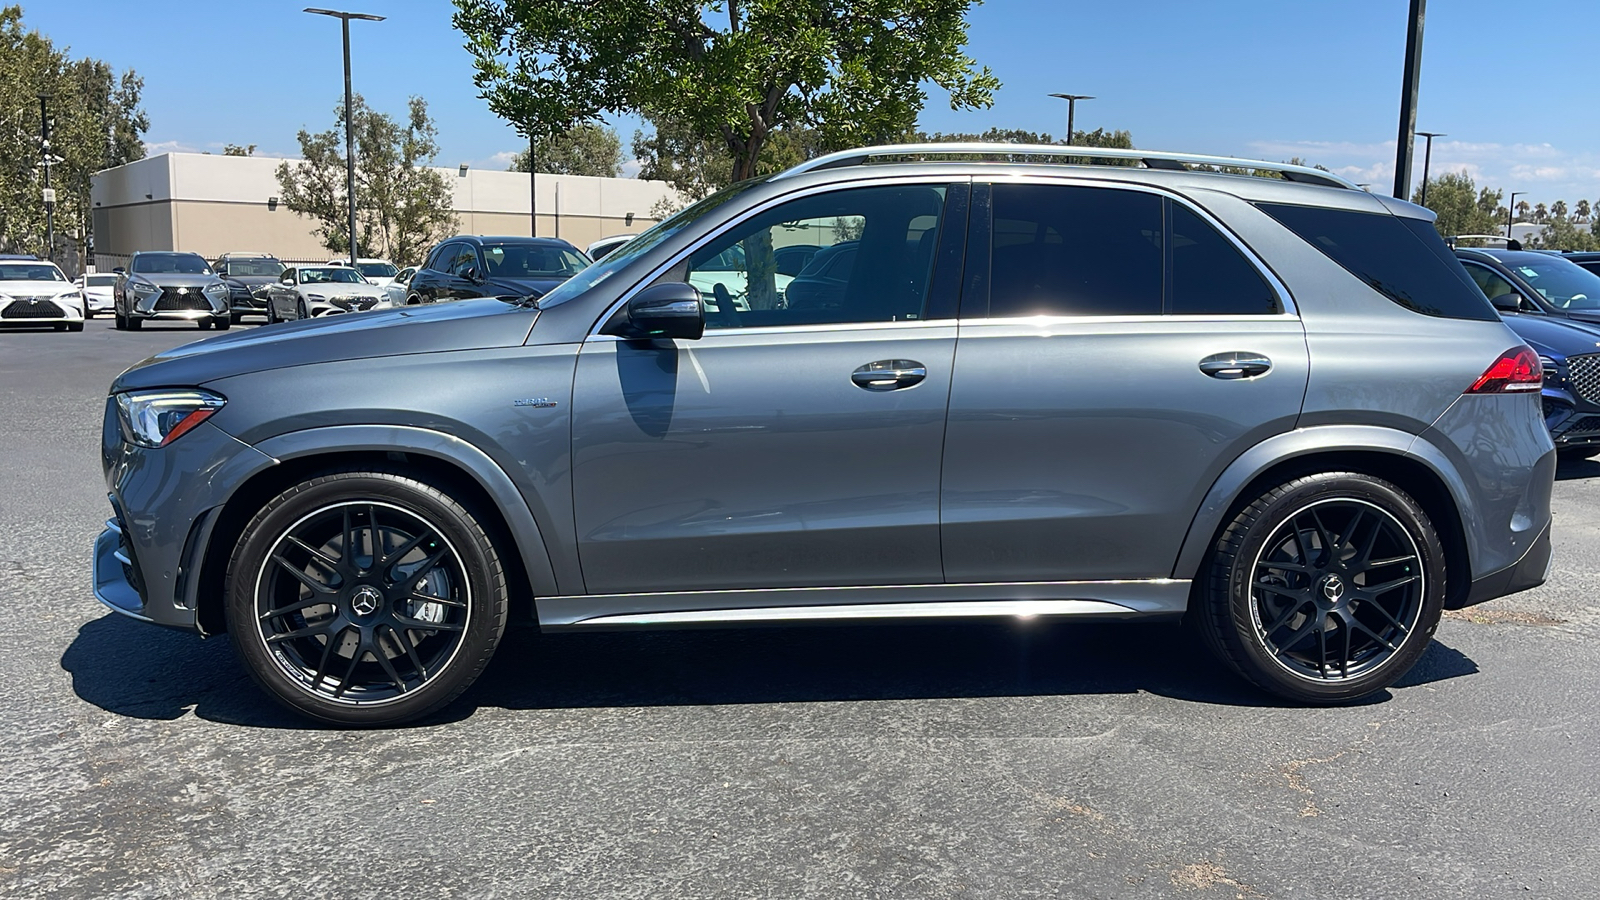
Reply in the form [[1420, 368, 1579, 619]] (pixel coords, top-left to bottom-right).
[[1199, 353, 1272, 380], [851, 359, 927, 391]]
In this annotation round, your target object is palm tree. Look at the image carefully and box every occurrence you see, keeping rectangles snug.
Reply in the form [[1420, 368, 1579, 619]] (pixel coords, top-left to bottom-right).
[[1577, 199, 1591, 223], [1516, 200, 1531, 220], [1552, 200, 1568, 222], [1534, 203, 1549, 224]]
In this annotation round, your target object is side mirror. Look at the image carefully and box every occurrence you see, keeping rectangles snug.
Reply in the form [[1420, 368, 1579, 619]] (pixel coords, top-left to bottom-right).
[[464, 266, 485, 284], [1490, 292, 1522, 313], [603, 282, 705, 340], [112, 267, 125, 274]]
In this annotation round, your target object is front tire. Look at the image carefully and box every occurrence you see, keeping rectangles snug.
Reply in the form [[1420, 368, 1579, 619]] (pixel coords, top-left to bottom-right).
[[297, 300, 309, 320], [126, 316, 142, 331], [214, 316, 232, 331], [1194, 472, 1444, 704], [67, 322, 83, 332], [224, 470, 509, 726]]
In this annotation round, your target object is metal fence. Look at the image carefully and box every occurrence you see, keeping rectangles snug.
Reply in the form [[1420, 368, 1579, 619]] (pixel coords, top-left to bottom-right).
[[84, 253, 348, 274]]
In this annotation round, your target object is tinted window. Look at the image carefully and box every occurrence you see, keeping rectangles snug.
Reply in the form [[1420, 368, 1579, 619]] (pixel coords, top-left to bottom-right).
[[298, 267, 366, 284], [86, 274, 117, 287], [481, 243, 588, 278], [989, 184, 1162, 317], [220, 259, 284, 277], [356, 262, 398, 279], [1170, 204, 1281, 315], [423, 243, 452, 272], [1461, 261, 1524, 310], [447, 245, 479, 278], [1258, 203, 1496, 321], [685, 184, 946, 329], [0, 263, 66, 282]]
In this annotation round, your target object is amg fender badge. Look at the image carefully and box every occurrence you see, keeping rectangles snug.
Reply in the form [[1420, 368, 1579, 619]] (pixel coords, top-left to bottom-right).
[[512, 398, 559, 408]]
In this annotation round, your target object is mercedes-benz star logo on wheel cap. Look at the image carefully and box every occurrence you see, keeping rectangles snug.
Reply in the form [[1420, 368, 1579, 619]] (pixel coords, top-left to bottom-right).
[[350, 585, 382, 616], [1321, 575, 1346, 602]]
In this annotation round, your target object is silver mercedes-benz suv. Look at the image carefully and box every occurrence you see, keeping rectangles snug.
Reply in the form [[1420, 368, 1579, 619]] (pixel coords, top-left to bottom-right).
[[94, 144, 1555, 725]]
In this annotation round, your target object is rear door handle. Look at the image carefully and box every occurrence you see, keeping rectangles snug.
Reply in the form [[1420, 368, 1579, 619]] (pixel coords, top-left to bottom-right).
[[1199, 353, 1272, 380], [851, 359, 927, 391]]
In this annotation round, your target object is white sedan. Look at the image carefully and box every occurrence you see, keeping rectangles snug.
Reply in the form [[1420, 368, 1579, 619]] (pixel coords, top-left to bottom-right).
[[76, 272, 118, 318], [0, 258, 85, 331], [265, 265, 388, 322]]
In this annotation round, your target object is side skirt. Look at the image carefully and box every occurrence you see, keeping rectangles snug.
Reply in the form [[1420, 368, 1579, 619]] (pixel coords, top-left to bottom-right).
[[537, 579, 1190, 631]]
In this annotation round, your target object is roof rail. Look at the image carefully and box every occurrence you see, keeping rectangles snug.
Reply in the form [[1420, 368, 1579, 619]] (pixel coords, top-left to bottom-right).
[[774, 143, 1360, 190]]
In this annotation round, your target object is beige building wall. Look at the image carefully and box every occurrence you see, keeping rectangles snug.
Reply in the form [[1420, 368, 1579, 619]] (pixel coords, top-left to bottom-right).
[[91, 153, 677, 265]]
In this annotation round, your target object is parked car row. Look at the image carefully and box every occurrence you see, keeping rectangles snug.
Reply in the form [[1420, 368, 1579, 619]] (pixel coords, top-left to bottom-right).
[[0, 254, 85, 330]]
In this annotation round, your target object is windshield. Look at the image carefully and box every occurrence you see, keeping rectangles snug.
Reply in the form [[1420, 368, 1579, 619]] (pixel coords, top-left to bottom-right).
[[86, 274, 117, 287], [356, 262, 398, 279], [481, 244, 589, 279], [222, 259, 284, 277], [0, 263, 66, 282], [299, 267, 367, 284], [1510, 257, 1600, 310], [131, 253, 212, 275], [535, 178, 768, 309]]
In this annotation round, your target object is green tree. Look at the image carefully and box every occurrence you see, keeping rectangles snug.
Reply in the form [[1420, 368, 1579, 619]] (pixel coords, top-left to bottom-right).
[[454, 0, 999, 183], [0, 4, 147, 263], [506, 122, 623, 177], [1551, 200, 1568, 222], [223, 143, 256, 157], [1413, 172, 1504, 237], [1576, 199, 1591, 223], [275, 95, 458, 265], [1533, 202, 1548, 224], [1515, 199, 1531, 220]]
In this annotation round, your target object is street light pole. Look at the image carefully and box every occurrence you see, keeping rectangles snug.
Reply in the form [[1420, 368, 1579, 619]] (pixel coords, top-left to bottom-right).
[[305, 8, 385, 265], [529, 133, 537, 236], [1048, 93, 1094, 145], [1508, 191, 1525, 239], [39, 93, 53, 263], [1415, 131, 1445, 206], [1391, 0, 1427, 199]]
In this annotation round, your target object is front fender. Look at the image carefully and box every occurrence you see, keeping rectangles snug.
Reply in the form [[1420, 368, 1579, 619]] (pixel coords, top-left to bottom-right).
[[251, 425, 560, 597], [1170, 424, 1476, 581]]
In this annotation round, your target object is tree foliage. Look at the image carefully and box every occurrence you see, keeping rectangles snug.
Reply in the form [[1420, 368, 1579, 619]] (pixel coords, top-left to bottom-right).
[[223, 143, 255, 157], [506, 122, 623, 177], [1413, 172, 1505, 238], [454, 0, 999, 182], [0, 4, 147, 262], [275, 95, 458, 265]]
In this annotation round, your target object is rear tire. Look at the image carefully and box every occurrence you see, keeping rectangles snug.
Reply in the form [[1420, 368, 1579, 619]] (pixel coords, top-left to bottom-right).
[[1194, 472, 1444, 704], [224, 469, 509, 726]]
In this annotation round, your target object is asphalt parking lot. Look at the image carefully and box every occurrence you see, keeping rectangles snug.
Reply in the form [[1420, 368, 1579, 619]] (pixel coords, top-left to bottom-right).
[[2, 317, 1598, 898]]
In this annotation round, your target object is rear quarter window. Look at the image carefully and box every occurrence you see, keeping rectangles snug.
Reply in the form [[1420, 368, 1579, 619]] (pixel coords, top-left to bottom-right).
[[1257, 203, 1497, 322]]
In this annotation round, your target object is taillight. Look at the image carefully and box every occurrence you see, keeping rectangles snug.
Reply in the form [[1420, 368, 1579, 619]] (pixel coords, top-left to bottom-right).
[[1465, 346, 1543, 394]]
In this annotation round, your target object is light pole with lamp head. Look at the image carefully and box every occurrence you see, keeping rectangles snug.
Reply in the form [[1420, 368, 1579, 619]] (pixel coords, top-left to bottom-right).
[[38, 93, 53, 263], [304, 8, 384, 266], [1047, 93, 1093, 145], [1414, 131, 1444, 207]]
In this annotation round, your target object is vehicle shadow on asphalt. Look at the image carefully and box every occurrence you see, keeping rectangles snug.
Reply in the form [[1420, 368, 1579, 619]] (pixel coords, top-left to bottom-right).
[[1556, 455, 1600, 481], [61, 613, 1480, 729]]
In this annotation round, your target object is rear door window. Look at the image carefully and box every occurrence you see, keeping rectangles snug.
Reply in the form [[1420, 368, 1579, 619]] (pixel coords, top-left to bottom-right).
[[988, 184, 1163, 316], [1170, 204, 1281, 315], [1258, 203, 1496, 321]]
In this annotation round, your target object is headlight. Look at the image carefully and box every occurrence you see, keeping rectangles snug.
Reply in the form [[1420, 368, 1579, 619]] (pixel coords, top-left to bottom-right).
[[132, 282, 160, 296], [306, 293, 326, 301], [1538, 355, 1558, 380], [115, 389, 227, 448], [203, 282, 228, 296]]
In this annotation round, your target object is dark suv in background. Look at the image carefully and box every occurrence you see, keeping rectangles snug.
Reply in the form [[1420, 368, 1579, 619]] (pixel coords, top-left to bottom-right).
[[213, 252, 285, 324], [405, 235, 590, 305], [95, 144, 1554, 726]]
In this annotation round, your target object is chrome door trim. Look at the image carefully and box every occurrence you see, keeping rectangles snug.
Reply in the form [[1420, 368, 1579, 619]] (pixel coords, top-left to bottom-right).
[[587, 174, 972, 337], [584, 317, 953, 342], [536, 578, 1190, 629], [976, 173, 1300, 317]]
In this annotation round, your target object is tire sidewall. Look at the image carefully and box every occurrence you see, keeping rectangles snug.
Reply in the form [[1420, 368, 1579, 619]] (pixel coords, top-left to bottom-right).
[[1214, 473, 1445, 703], [224, 471, 506, 726]]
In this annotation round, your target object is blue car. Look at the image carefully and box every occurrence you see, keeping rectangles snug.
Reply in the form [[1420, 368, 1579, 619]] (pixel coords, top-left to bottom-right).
[[1458, 250, 1600, 459]]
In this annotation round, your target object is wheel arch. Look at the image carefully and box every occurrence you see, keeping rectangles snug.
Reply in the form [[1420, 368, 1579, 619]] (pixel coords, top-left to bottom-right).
[[193, 425, 556, 635], [1172, 426, 1473, 611]]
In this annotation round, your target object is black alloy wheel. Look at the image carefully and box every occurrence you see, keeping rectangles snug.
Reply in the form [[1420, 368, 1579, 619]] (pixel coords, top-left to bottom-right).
[[1196, 472, 1444, 703], [226, 471, 508, 725]]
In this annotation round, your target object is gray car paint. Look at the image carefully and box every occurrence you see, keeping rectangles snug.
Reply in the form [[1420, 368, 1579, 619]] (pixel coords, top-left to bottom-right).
[[94, 159, 1554, 638]]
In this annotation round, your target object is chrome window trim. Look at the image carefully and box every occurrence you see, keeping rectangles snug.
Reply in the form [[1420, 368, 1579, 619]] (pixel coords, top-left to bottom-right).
[[953, 312, 1303, 328], [980, 173, 1299, 318], [587, 174, 969, 338], [585, 317, 955, 342]]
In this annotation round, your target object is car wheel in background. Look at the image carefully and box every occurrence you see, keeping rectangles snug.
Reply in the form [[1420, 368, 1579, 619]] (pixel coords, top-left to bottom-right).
[[230, 312, 242, 325], [67, 322, 83, 332], [198, 319, 212, 330], [297, 300, 309, 320], [223, 469, 509, 726], [84, 308, 93, 319], [215, 316, 232, 331], [1193, 471, 1444, 704], [126, 316, 141, 331]]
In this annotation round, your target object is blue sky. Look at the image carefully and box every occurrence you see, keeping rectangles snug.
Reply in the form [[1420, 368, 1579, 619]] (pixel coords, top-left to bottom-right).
[[24, 0, 1600, 206]]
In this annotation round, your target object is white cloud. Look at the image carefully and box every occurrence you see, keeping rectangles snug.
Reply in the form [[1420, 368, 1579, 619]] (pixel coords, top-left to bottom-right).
[[1246, 138, 1600, 204], [143, 139, 200, 154], [620, 157, 643, 178]]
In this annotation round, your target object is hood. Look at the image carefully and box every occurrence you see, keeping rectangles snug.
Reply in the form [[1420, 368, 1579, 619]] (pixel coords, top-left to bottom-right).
[[482, 274, 569, 300], [299, 282, 386, 298], [130, 272, 221, 289], [1502, 313, 1600, 359], [223, 274, 280, 288], [0, 280, 78, 299], [112, 297, 538, 392]]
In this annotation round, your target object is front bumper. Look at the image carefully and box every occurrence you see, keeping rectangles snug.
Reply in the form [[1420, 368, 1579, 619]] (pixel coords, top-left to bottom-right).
[[129, 290, 228, 320], [95, 409, 276, 633], [1, 297, 84, 324]]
